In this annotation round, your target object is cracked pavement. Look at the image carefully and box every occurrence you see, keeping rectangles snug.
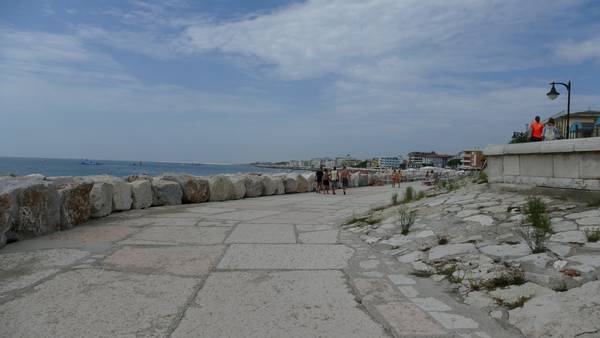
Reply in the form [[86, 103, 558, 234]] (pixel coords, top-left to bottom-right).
[[1, 183, 520, 337]]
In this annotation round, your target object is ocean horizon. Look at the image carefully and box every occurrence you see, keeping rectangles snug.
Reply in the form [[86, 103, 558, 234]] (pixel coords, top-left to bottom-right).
[[0, 156, 295, 178]]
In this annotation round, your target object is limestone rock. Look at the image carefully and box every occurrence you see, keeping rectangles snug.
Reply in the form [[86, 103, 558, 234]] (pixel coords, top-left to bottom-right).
[[272, 176, 286, 195], [511, 253, 554, 270], [129, 180, 152, 209], [509, 281, 600, 338], [0, 176, 61, 239], [565, 209, 600, 220], [479, 243, 531, 259], [228, 176, 247, 200], [359, 173, 369, 187], [49, 177, 94, 228], [412, 261, 436, 275], [89, 175, 132, 211], [575, 216, 600, 226], [244, 175, 263, 198], [350, 172, 360, 187], [161, 174, 209, 203], [283, 174, 298, 193], [551, 219, 578, 232], [261, 175, 276, 196], [151, 179, 183, 206], [464, 291, 495, 309], [208, 175, 235, 202], [89, 182, 113, 218], [489, 282, 554, 307], [464, 214, 495, 226], [428, 243, 478, 261], [549, 230, 587, 244], [303, 173, 315, 192], [567, 255, 600, 268]]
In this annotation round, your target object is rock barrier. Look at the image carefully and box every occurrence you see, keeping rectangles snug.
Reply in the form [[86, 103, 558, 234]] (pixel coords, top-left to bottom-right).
[[0, 170, 381, 248]]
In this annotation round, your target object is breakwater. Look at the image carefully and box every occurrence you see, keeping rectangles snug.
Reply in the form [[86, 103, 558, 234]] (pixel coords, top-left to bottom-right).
[[0, 171, 393, 247]]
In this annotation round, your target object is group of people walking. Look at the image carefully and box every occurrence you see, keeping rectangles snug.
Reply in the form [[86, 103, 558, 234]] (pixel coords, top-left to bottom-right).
[[529, 115, 561, 142], [314, 166, 350, 195]]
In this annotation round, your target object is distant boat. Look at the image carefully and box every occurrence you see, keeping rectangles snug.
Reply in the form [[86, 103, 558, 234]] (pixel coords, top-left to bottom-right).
[[80, 159, 102, 165]]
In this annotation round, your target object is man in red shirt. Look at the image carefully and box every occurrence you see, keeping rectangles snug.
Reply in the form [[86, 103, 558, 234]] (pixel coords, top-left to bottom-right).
[[529, 116, 544, 142]]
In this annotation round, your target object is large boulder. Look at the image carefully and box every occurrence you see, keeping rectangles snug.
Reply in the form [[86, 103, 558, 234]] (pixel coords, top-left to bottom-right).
[[48, 177, 94, 228], [262, 175, 277, 196], [151, 179, 183, 206], [350, 172, 360, 187], [160, 174, 209, 203], [89, 175, 132, 211], [228, 176, 247, 200], [129, 180, 152, 209], [296, 174, 309, 193], [209, 175, 235, 202], [303, 173, 316, 192], [89, 182, 113, 218], [359, 173, 369, 186], [272, 176, 286, 195], [283, 174, 298, 193], [509, 281, 600, 338], [0, 176, 61, 240], [244, 175, 264, 198]]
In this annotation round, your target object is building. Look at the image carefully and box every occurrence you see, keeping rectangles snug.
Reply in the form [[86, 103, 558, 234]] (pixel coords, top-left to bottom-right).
[[378, 157, 401, 169], [549, 110, 600, 139], [407, 152, 451, 168], [461, 150, 484, 169]]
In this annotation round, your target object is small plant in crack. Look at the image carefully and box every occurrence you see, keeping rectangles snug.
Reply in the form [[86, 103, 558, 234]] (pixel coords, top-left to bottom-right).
[[398, 206, 416, 235]]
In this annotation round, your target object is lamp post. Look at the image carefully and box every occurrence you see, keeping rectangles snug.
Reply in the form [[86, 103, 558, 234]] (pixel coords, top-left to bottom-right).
[[546, 81, 571, 139]]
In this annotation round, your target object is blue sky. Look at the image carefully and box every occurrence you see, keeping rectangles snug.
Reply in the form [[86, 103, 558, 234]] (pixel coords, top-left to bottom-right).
[[1, 0, 599, 163]]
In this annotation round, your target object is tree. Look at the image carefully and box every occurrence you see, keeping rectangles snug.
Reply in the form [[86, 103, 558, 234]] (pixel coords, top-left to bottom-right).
[[447, 158, 461, 168]]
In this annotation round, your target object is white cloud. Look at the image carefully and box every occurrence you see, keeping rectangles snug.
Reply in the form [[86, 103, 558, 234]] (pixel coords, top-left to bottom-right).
[[555, 37, 600, 63], [176, 0, 578, 81]]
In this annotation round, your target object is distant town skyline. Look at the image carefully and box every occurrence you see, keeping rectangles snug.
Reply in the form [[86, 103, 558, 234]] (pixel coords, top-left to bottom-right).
[[1, 1, 600, 163]]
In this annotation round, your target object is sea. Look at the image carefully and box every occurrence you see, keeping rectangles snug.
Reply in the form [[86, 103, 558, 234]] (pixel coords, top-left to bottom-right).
[[0, 157, 294, 178]]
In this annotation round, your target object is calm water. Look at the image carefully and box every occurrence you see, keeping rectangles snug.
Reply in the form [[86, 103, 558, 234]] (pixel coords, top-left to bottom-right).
[[0, 157, 292, 177]]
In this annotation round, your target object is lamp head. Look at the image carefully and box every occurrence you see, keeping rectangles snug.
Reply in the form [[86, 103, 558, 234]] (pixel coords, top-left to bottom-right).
[[547, 84, 560, 100]]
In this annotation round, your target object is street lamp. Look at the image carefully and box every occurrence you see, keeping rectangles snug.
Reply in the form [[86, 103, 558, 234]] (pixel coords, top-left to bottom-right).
[[546, 81, 571, 139]]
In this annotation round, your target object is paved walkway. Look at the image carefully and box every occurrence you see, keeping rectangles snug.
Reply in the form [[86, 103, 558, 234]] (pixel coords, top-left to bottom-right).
[[1, 184, 520, 337]]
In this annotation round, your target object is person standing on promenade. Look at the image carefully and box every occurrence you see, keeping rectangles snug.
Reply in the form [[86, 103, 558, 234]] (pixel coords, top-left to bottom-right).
[[391, 170, 398, 188], [322, 168, 330, 194], [315, 166, 324, 193], [529, 116, 544, 142], [340, 166, 350, 195], [330, 167, 339, 195], [542, 118, 561, 141]]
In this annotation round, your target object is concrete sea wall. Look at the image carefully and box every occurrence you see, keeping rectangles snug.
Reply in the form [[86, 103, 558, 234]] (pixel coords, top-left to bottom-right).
[[0, 171, 388, 248], [484, 137, 600, 190]]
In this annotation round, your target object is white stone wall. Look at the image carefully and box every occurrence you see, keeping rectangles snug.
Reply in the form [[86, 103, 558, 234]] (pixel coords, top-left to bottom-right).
[[484, 137, 600, 190]]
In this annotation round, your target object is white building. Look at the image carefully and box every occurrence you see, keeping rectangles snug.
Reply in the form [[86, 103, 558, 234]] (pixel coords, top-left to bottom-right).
[[378, 157, 401, 169]]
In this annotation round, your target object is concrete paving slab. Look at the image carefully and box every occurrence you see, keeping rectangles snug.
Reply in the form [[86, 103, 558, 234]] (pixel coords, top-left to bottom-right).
[[0, 225, 136, 253], [87, 217, 156, 227], [120, 226, 228, 245], [225, 223, 296, 244], [172, 270, 388, 338], [183, 206, 237, 214], [412, 297, 453, 312], [0, 269, 196, 338], [217, 244, 354, 270], [249, 211, 324, 223], [211, 210, 282, 221], [375, 302, 446, 336], [296, 224, 335, 232], [298, 230, 338, 244], [429, 312, 480, 329], [103, 245, 225, 276], [1, 248, 88, 295], [148, 218, 201, 226]]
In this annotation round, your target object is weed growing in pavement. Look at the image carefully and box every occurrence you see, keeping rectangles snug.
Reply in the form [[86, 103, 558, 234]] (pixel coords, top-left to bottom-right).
[[398, 206, 416, 235], [475, 171, 488, 184], [404, 186, 415, 203], [391, 193, 400, 206], [417, 190, 426, 200], [438, 236, 449, 245], [587, 199, 600, 207], [516, 196, 552, 253], [586, 228, 600, 242]]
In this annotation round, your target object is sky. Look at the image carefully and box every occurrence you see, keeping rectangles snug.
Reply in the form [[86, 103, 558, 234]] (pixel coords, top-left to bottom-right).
[[1, 0, 600, 163]]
